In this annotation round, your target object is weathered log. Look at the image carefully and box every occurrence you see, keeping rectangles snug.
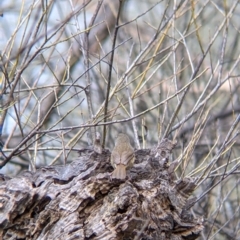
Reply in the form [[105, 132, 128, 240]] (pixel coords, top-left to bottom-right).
[[0, 142, 203, 239]]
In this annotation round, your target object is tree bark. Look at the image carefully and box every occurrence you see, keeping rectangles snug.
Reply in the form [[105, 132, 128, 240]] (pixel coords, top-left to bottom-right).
[[0, 140, 203, 240]]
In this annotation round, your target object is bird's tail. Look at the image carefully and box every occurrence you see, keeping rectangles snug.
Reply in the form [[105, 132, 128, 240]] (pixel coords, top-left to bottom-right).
[[112, 164, 126, 180]]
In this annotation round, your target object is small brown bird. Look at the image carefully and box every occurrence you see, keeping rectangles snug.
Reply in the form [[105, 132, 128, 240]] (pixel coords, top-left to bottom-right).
[[111, 133, 135, 180], [93, 132, 103, 154]]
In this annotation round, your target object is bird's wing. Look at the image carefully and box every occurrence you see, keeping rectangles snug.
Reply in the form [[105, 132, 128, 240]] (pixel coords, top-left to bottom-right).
[[121, 150, 134, 165], [111, 151, 121, 165]]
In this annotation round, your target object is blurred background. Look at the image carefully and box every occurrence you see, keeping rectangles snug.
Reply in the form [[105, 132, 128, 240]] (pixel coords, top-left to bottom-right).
[[0, 1, 240, 238]]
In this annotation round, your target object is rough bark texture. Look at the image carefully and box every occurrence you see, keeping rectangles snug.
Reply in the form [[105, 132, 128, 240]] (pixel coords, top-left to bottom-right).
[[0, 140, 203, 240]]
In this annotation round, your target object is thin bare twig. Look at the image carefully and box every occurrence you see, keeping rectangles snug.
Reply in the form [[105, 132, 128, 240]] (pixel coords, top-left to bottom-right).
[[102, 0, 124, 147]]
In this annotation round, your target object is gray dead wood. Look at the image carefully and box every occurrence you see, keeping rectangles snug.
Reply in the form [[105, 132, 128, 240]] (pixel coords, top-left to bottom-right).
[[0, 143, 203, 240]]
